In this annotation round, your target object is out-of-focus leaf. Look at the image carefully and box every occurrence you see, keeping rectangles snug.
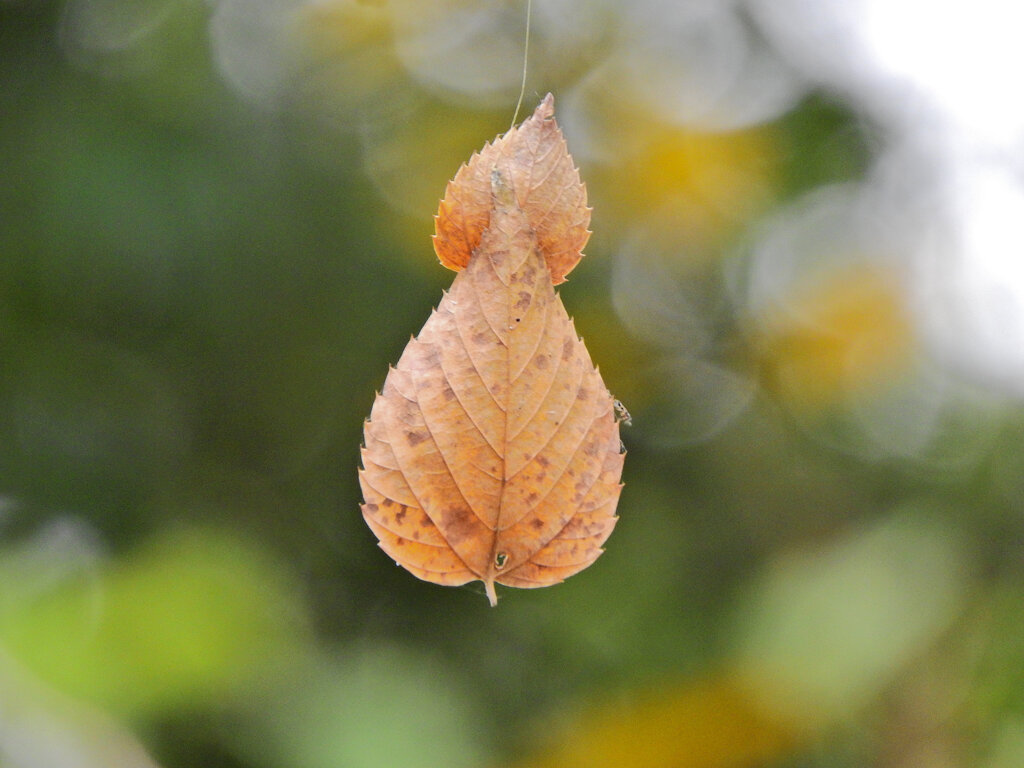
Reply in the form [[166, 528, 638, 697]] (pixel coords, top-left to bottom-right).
[[983, 718, 1024, 768], [970, 582, 1024, 723], [0, 527, 309, 715], [230, 645, 485, 768], [0, 650, 162, 768], [732, 509, 969, 727]]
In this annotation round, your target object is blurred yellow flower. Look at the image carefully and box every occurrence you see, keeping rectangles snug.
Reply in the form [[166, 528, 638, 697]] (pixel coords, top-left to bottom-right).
[[510, 676, 795, 768], [591, 116, 779, 253], [756, 267, 914, 411]]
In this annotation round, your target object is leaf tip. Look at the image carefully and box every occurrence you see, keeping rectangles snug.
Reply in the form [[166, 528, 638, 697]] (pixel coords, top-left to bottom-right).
[[536, 92, 555, 121]]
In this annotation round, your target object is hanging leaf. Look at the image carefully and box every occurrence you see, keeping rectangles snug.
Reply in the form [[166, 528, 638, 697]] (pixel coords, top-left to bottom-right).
[[432, 94, 591, 285], [359, 95, 624, 606]]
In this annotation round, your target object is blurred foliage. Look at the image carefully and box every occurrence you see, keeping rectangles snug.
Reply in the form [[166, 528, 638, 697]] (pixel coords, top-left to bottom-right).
[[2, 2, 1024, 768], [0, 526, 308, 715]]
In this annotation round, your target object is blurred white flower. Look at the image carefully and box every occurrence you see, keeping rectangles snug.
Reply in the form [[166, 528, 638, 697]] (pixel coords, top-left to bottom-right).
[[748, 0, 1024, 399], [59, 0, 181, 78], [209, 0, 307, 106], [913, 161, 1024, 397], [615, 0, 805, 130], [389, 0, 526, 104]]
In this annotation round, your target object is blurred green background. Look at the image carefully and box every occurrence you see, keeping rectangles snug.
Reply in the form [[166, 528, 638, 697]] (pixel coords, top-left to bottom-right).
[[3, 1, 1024, 767]]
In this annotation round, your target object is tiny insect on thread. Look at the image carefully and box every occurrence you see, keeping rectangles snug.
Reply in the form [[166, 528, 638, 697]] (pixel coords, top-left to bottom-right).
[[614, 398, 632, 427]]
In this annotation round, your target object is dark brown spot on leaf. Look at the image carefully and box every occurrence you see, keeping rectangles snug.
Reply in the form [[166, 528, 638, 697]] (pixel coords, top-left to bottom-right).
[[406, 429, 429, 446], [441, 506, 475, 545], [562, 337, 574, 360]]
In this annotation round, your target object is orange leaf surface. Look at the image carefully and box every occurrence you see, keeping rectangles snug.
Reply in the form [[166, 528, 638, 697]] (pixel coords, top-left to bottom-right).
[[433, 93, 591, 285], [360, 96, 624, 606]]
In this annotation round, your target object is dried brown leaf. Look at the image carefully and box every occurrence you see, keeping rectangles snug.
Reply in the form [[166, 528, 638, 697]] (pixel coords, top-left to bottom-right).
[[433, 94, 591, 285], [360, 96, 623, 605]]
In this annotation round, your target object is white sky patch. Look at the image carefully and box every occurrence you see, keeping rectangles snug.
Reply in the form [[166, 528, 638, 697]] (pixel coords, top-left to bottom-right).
[[916, 163, 1024, 396], [860, 0, 1024, 151]]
